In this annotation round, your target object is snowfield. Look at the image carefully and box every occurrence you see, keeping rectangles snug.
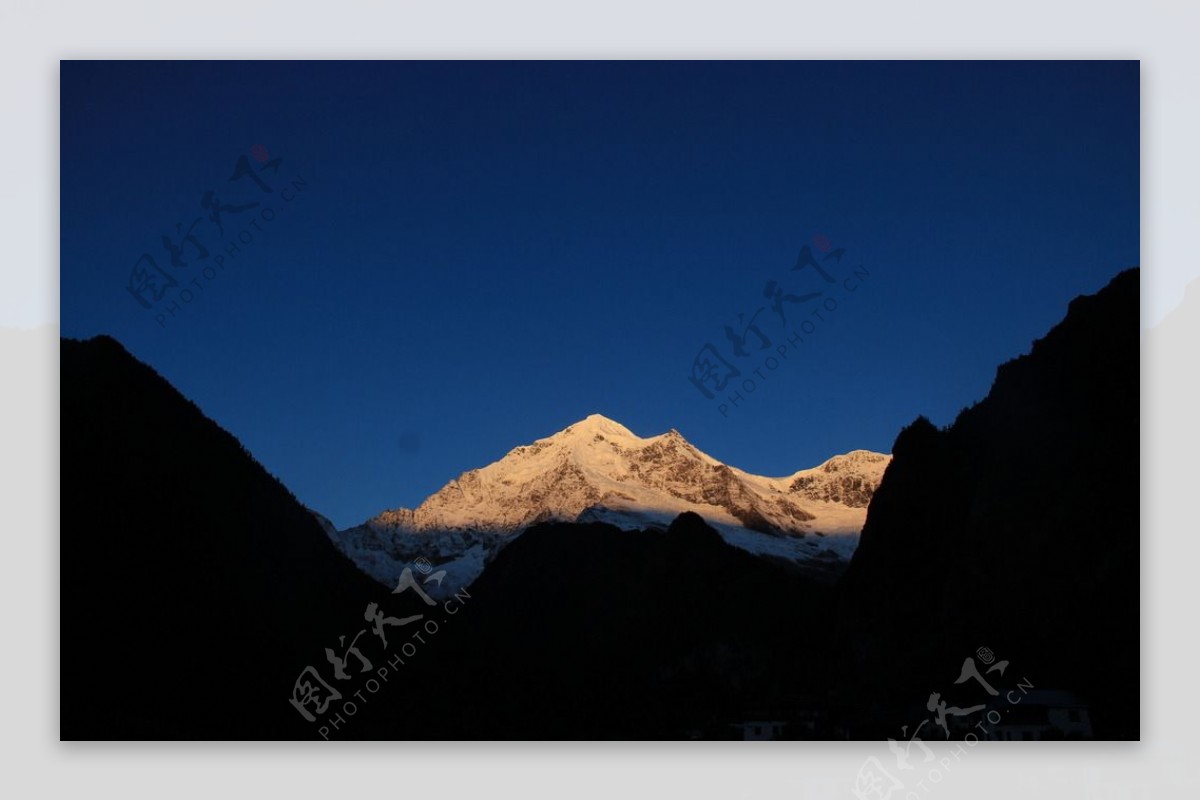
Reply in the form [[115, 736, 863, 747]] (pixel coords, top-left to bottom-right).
[[326, 414, 890, 597]]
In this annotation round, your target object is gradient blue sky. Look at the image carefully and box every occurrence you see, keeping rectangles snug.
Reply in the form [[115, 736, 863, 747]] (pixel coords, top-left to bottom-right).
[[60, 61, 1139, 529]]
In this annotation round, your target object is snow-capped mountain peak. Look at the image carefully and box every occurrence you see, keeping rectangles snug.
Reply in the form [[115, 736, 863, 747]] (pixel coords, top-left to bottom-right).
[[567, 412, 638, 437], [328, 415, 891, 595]]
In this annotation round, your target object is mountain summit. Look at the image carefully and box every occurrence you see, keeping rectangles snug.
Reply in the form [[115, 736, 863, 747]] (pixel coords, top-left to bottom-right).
[[330, 416, 890, 593]]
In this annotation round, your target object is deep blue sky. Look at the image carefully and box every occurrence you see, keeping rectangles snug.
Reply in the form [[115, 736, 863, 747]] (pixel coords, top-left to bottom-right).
[[61, 61, 1139, 529]]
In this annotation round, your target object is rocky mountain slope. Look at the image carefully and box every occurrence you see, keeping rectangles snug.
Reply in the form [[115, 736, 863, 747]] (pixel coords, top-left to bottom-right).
[[331, 414, 890, 594]]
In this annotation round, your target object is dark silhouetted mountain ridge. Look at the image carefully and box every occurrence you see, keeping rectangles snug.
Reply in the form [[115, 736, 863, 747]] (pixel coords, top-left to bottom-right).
[[61, 335, 383, 739], [837, 267, 1139, 739]]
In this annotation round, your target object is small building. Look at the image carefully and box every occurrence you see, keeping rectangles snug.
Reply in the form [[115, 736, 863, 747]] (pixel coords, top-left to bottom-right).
[[730, 720, 789, 740], [948, 689, 1093, 740]]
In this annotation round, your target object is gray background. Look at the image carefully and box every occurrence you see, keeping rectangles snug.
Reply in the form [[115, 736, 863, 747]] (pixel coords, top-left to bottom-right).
[[2, 0, 1188, 797]]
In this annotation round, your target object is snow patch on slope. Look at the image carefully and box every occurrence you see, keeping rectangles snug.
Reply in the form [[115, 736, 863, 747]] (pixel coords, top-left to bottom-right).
[[324, 414, 890, 595]]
